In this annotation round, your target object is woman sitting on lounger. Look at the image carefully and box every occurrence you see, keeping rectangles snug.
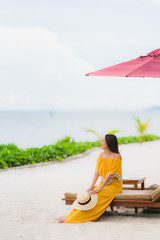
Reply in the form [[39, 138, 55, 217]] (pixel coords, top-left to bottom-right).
[[58, 134, 122, 223]]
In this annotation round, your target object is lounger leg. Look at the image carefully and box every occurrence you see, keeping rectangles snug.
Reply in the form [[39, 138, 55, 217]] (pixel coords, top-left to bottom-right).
[[135, 207, 138, 214], [110, 206, 114, 212], [134, 183, 138, 190], [141, 181, 145, 190]]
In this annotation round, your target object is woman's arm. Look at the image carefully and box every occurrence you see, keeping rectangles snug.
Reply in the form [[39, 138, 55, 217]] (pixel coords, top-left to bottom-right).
[[89, 174, 111, 194], [86, 170, 99, 192], [98, 174, 111, 191]]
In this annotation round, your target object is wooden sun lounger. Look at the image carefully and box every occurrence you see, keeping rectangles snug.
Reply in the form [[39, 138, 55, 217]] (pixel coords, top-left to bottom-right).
[[62, 187, 160, 214], [110, 195, 160, 213]]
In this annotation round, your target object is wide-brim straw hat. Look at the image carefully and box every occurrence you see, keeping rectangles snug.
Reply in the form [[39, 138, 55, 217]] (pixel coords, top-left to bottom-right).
[[73, 191, 98, 211]]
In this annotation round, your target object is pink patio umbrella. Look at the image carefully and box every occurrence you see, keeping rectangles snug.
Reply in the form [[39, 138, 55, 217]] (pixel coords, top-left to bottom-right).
[[85, 49, 160, 78]]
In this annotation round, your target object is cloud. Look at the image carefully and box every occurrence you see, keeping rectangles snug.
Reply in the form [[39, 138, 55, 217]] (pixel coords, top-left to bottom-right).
[[0, 25, 93, 110], [0, 25, 160, 111]]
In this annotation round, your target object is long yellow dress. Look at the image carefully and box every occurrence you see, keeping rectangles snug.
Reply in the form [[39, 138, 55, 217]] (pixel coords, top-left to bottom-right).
[[65, 157, 122, 223]]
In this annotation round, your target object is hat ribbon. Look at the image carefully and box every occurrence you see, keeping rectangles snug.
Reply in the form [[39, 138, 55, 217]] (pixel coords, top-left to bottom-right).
[[78, 196, 91, 205]]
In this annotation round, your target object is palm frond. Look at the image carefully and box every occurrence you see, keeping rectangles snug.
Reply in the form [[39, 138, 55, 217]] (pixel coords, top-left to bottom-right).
[[107, 129, 122, 134], [85, 129, 102, 141], [133, 117, 151, 143]]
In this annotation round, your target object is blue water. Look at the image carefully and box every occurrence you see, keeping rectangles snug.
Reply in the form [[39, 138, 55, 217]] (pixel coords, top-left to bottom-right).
[[0, 110, 160, 149]]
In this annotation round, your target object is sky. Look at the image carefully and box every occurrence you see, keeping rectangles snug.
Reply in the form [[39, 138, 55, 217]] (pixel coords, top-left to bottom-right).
[[0, 0, 160, 111]]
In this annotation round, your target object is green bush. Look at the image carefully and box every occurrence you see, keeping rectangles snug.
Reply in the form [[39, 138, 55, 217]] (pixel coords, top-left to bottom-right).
[[0, 135, 159, 169], [117, 134, 160, 144]]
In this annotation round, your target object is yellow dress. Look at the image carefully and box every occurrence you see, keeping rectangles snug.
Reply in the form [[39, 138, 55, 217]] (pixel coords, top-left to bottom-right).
[[65, 157, 122, 223]]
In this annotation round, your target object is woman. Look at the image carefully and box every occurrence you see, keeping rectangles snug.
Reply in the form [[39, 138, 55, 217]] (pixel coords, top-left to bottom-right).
[[58, 134, 122, 223]]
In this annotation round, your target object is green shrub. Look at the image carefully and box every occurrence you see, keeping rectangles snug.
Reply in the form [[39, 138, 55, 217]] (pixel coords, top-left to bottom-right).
[[0, 135, 159, 169], [117, 134, 160, 144]]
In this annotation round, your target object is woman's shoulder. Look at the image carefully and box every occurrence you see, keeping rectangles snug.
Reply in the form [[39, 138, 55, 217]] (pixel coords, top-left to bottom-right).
[[115, 153, 122, 158], [99, 152, 122, 159], [113, 153, 122, 159], [99, 152, 104, 158]]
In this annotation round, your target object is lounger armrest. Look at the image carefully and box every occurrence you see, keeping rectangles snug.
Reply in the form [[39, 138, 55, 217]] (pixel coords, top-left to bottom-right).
[[150, 187, 160, 201], [151, 193, 160, 203]]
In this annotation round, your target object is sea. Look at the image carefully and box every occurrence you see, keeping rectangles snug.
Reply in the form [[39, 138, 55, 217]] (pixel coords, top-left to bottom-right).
[[0, 110, 160, 149]]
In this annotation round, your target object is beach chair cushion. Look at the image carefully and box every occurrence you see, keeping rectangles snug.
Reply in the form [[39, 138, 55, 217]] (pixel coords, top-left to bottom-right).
[[149, 186, 160, 200], [64, 190, 153, 201], [148, 184, 160, 190], [115, 190, 153, 200], [64, 192, 77, 199], [64, 187, 160, 202]]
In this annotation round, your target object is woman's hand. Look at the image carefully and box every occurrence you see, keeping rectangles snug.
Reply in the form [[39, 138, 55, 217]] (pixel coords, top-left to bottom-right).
[[86, 187, 93, 193], [89, 187, 101, 195]]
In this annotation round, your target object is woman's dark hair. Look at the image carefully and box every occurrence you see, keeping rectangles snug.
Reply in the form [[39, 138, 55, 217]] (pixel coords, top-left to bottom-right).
[[105, 134, 119, 153]]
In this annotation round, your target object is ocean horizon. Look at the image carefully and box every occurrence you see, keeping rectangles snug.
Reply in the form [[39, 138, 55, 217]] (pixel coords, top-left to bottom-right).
[[0, 109, 160, 149]]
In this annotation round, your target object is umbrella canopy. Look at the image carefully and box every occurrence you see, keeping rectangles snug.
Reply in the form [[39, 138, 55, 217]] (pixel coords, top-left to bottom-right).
[[85, 49, 160, 78]]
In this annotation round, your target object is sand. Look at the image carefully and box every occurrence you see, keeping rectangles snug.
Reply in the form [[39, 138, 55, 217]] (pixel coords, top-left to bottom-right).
[[0, 141, 160, 240]]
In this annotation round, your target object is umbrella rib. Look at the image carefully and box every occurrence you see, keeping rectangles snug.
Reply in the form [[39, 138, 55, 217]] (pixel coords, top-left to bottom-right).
[[126, 58, 153, 77]]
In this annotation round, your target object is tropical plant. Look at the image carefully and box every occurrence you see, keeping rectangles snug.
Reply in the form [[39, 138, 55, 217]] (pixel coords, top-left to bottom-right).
[[107, 129, 121, 134], [85, 129, 102, 141], [85, 128, 121, 142], [133, 117, 151, 144]]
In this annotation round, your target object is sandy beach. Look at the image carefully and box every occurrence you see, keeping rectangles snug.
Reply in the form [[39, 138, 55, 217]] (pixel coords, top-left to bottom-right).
[[0, 141, 160, 240]]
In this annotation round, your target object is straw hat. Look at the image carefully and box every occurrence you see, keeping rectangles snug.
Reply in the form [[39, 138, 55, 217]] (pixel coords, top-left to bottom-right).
[[73, 191, 98, 211]]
